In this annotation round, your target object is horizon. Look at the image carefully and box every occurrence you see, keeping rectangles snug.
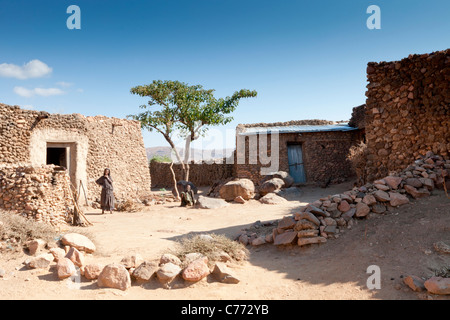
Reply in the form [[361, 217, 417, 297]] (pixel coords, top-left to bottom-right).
[[1, 0, 449, 149]]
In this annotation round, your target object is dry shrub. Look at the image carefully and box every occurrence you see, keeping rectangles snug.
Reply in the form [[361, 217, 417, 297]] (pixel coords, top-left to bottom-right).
[[170, 234, 249, 266], [347, 141, 368, 185], [0, 210, 58, 245], [116, 199, 144, 212]]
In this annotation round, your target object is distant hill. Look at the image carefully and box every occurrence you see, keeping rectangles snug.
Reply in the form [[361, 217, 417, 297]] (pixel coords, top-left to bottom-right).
[[146, 146, 234, 162]]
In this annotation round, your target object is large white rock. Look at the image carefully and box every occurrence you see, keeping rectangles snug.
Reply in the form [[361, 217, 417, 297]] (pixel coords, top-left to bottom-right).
[[219, 179, 255, 201], [61, 233, 96, 253], [97, 263, 131, 291]]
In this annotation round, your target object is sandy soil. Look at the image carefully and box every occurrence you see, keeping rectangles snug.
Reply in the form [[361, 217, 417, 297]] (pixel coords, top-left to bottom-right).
[[0, 182, 449, 300]]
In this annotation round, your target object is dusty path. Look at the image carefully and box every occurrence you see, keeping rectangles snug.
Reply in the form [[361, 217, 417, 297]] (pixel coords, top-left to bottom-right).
[[0, 183, 449, 300]]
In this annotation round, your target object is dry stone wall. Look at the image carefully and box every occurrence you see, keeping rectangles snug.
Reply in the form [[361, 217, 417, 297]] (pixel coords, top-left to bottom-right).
[[0, 103, 151, 201], [0, 164, 72, 226], [365, 49, 449, 181]]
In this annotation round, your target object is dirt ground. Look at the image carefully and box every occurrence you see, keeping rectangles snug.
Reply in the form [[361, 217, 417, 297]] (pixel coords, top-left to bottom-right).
[[0, 182, 449, 300]]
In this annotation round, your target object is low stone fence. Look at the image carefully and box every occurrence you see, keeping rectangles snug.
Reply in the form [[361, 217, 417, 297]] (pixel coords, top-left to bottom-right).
[[0, 164, 72, 226], [150, 161, 234, 188]]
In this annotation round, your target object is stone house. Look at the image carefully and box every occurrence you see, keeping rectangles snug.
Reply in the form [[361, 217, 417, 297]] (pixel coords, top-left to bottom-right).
[[0, 103, 151, 202], [234, 119, 364, 186]]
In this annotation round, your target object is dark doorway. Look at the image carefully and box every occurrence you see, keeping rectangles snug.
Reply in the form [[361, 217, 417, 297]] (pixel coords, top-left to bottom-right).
[[47, 147, 67, 168], [287, 144, 306, 183]]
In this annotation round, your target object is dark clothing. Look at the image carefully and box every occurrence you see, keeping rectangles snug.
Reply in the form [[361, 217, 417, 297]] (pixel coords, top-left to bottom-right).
[[180, 189, 195, 207], [96, 175, 115, 211]]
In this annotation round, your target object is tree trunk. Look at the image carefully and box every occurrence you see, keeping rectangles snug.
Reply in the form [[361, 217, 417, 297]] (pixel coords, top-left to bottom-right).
[[169, 162, 180, 200]]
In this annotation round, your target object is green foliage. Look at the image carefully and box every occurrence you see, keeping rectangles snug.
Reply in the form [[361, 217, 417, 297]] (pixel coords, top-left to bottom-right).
[[149, 155, 172, 163]]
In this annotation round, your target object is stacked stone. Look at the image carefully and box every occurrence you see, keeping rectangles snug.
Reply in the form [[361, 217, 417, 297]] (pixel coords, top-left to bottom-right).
[[365, 49, 449, 181], [237, 151, 449, 248], [0, 164, 72, 226]]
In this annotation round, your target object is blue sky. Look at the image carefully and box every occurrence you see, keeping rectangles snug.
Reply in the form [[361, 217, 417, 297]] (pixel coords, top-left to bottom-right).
[[0, 0, 449, 150]]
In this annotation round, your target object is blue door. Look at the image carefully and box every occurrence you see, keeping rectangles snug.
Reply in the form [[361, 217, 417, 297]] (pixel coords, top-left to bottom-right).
[[287, 144, 306, 183]]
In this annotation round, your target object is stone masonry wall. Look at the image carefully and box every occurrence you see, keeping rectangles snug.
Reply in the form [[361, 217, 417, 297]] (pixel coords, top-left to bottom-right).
[[365, 49, 450, 181], [150, 161, 233, 188], [235, 130, 363, 186], [0, 103, 151, 201], [0, 164, 72, 226]]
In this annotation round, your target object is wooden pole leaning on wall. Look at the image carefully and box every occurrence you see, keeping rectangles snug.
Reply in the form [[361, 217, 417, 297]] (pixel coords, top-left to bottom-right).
[[79, 180, 89, 206], [69, 183, 92, 227]]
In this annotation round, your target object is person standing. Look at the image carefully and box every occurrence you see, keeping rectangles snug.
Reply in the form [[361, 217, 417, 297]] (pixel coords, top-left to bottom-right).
[[96, 168, 115, 214]]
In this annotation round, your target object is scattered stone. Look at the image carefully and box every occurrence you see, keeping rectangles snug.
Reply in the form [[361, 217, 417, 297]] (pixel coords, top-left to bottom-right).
[[120, 254, 144, 269], [294, 212, 320, 226], [355, 202, 370, 217], [371, 203, 386, 214], [424, 277, 450, 295], [61, 233, 96, 253], [277, 216, 296, 230], [84, 263, 104, 280], [196, 196, 230, 209], [405, 178, 423, 188], [404, 275, 426, 292], [251, 236, 266, 246], [337, 200, 350, 212], [26, 239, 46, 256], [404, 185, 430, 199], [56, 258, 77, 279], [182, 257, 210, 282], [433, 241, 450, 254], [27, 253, 54, 269], [342, 208, 356, 221], [373, 190, 390, 202], [273, 231, 297, 245], [383, 176, 403, 189], [363, 194, 377, 206], [160, 253, 182, 266], [97, 263, 131, 291], [156, 262, 182, 283], [213, 262, 240, 284], [297, 237, 327, 247], [259, 193, 287, 204], [389, 192, 409, 207], [307, 205, 330, 217], [259, 178, 285, 196], [219, 179, 255, 201], [49, 247, 66, 262], [65, 247, 85, 267], [132, 261, 158, 281]]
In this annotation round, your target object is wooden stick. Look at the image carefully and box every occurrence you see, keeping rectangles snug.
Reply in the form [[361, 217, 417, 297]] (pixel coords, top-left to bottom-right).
[[80, 180, 89, 206]]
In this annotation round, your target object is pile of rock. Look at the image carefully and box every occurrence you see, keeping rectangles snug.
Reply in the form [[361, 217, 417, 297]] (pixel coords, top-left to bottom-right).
[[0, 164, 72, 226], [237, 151, 449, 248], [21, 232, 242, 291]]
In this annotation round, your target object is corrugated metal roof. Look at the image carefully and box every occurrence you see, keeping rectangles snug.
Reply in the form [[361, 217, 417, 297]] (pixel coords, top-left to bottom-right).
[[239, 123, 358, 135]]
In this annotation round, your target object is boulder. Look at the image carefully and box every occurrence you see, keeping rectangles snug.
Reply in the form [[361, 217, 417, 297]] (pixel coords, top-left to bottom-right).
[[27, 253, 54, 269], [156, 263, 181, 283], [97, 263, 131, 291], [259, 193, 287, 205], [56, 258, 77, 279], [363, 194, 377, 206], [355, 202, 370, 217], [261, 171, 294, 188], [65, 247, 85, 267], [277, 216, 296, 230], [61, 233, 96, 253], [49, 247, 66, 262], [403, 275, 426, 292], [383, 176, 403, 189], [424, 277, 450, 295], [273, 231, 297, 245], [196, 195, 230, 209], [84, 263, 104, 280], [120, 254, 144, 269], [337, 200, 350, 212], [26, 239, 46, 256], [389, 192, 409, 207], [182, 257, 210, 282], [259, 178, 285, 196], [219, 179, 255, 201], [132, 261, 159, 281], [212, 262, 240, 284], [373, 190, 390, 202], [159, 253, 182, 266]]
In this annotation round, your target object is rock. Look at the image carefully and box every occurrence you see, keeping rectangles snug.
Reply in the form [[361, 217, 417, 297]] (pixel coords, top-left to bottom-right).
[[294, 219, 318, 231], [49, 247, 66, 262], [196, 196, 230, 209], [27, 253, 54, 269], [234, 196, 246, 204], [259, 178, 285, 196], [213, 262, 240, 284], [324, 225, 337, 234], [372, 203, 386, 214], [374, 184, 390, 191], [277, 216, 296, 230], [251, 236, 266, 246], [261, 171, 294, 188], [156, 262, 182, 283], [424, 277, 450, 295], [97, 263, 131, 291], [297, 237, 327, 247], [389, 192, 409, 207], [383, 176, 403, 189], [355, 202, 370, 217], [238, 234, 249, 246], [61, 233, 96, 253], [259, 193, 287, 204], [373, 190, 390, 202], [65, 247, 85, 267], [84, 263, 104, 280], [405, 178, 423, 188], [160, 253, 182, 266], [26, 239, 46, 256], [433, 241, 450, 254], [132, 261, 158, 281], [297, 229, 319, 238], [273, 231, 297, 245], [120, 254, 144, 269], [56, 258, 77, 279], [219, 179, 255, 201], [276, 187, 302, 200], [420, 178, 434, 191], [294, 212, 320, 226], [337, 200, 350, 212], [404, 185, 430, 199], [182, 257, 210, 282], [184, 253, 206, 265], [363, 194, 377, 206], [342, 208, 356, 221], [324, 217, 337, 226], [307, 205, 330, 217], [265, 233, 274, 243], [404, 275, 426, 292]]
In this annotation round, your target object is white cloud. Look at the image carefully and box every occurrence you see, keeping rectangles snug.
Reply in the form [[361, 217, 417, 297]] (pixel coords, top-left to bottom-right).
[[56, 81, 73, 88], [0, 59, 52, 79], [14, 86, 65, 98]]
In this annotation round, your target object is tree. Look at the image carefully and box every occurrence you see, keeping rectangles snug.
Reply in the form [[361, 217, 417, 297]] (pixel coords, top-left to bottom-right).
[[128, 80, 257, 185]]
